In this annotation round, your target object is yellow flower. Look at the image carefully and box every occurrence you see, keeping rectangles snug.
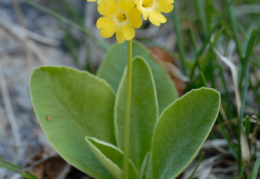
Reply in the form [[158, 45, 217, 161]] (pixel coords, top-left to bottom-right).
[[135, 0, 174, 26], [96, 0, 142, 43]]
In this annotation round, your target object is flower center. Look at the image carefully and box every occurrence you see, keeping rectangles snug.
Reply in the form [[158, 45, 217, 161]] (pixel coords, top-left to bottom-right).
[[142, 0, 154, 8], [116, 12, 127, 23]]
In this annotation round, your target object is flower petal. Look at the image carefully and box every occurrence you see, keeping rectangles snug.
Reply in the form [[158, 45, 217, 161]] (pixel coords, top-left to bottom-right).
[[118, 0, 135, 12], [149, 11, 167, 26], [142, 11, 149, 20], [98, 0, 118, 16], [116, 27, 125, 43], [134, 0, 173, 26], [156, 0, 174, 13], [97, 17, 116, 38], [122, 24, 135, 40], [129, 8, 142, 28]]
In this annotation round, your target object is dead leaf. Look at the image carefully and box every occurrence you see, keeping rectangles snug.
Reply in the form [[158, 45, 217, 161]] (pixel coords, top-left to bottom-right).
[[149, 46, 189, 96]]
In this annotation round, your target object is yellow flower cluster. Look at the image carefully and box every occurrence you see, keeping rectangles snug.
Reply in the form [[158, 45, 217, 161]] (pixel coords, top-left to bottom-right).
[[87, 0, 174, 43]]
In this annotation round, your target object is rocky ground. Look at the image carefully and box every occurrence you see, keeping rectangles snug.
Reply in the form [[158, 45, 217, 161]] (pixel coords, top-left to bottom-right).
[[0, 0, 86, 178]]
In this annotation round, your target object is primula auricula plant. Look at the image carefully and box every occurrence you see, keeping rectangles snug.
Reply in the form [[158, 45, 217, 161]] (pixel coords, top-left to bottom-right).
[[30, 0, 220, 179]]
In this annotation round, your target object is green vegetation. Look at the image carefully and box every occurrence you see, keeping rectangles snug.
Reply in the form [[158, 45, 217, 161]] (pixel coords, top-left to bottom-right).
[[3, 0, 260, 178]]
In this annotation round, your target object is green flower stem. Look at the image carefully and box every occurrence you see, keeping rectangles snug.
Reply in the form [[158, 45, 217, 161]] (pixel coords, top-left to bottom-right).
[[123, 40, 132, 179]]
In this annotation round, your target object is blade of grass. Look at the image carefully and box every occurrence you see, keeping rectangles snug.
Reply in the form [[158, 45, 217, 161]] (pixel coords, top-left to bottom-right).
[[194, 0, 208, 38], [49, 0, 81, 67], [239, 166, 245, 179], [249, 79, 260, 105], [199, 71, 207, 87], [215, 49, 249, 165], [60, 0, 83, 25], [245, 116, 251, 139], [0, 158, 39, 179], [251, 60, 260, 69], [217, 122, 237, 157], [239, 29, 258, 88], [205, 26, 225, 89], [190, 0, 233, 80], [201, 52, 215, 89], [0, 158, 23, 170], [248, 157, 260, 179], [83, 2, 94, 73], [225, 0, 243, 61], [50, 0, 94, 71], [214, 49, 241, 113], [218, 66, 234, 120], [250, 117, 259, 150], [19, 0, 110, 50], [252, 65, 260, 87], [189, 26, 198, 53], [237, 65, 250, 173], [204, 26, 226, 89], [210, 26, 226, 48], [172, 1, 187, 75], [188, 152, 205, 179], [64, 33, 80, 65], [258, 108, 260, 120]]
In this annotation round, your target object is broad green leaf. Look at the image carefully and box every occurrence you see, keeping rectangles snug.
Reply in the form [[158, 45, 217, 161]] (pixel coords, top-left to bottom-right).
[[30, 67, 116, 179], [151, 88, 220, 179], [115, 57, 158, 171], [85, 137, 139, 179], [97, 41, 177, 113]]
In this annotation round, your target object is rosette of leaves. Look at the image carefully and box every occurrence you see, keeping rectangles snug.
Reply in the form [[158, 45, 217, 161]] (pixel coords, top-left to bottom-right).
[[30, 41, 220, 179]]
